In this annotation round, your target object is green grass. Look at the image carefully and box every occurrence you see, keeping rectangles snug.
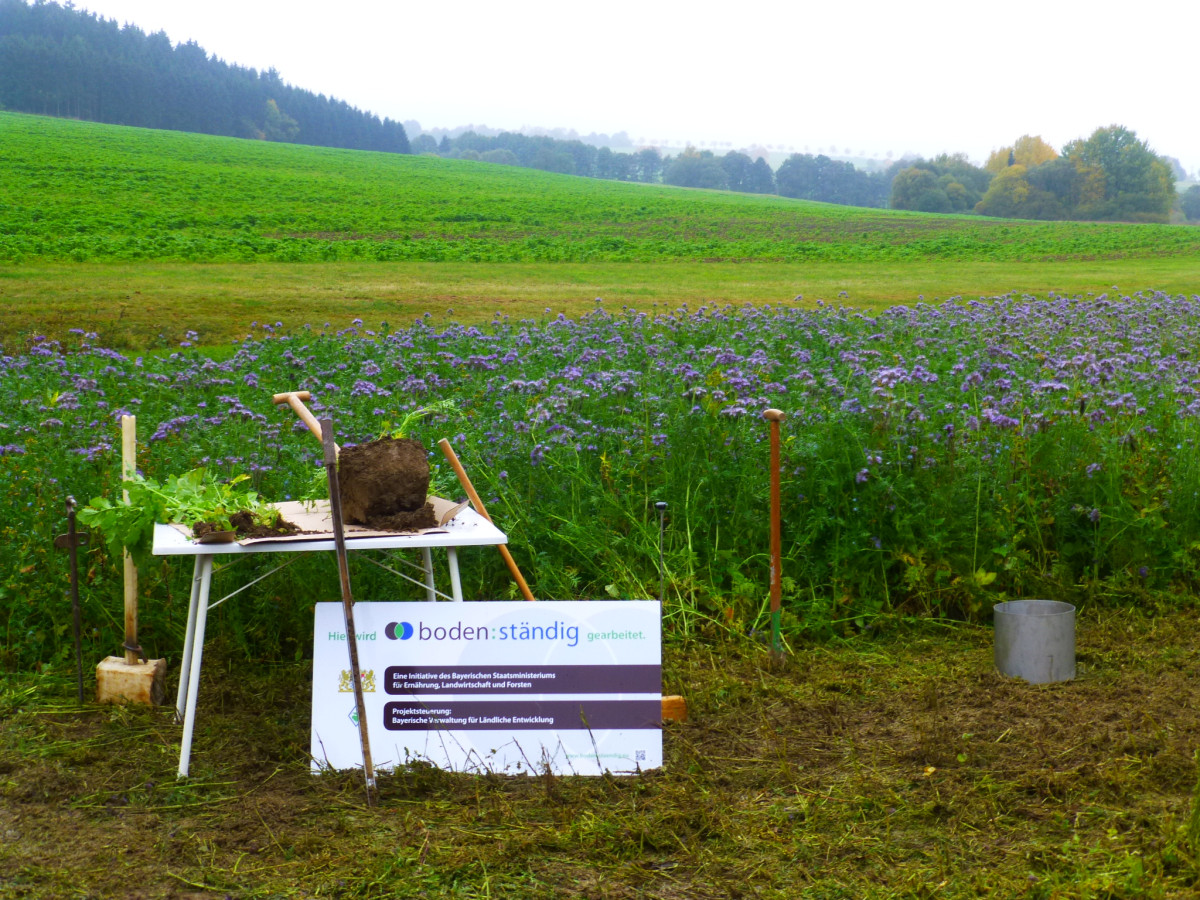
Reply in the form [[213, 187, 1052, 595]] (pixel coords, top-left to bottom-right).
[[5, 110, 1200, 266], [3, 111, 1199, 346], [5, 257, 1200, 349]]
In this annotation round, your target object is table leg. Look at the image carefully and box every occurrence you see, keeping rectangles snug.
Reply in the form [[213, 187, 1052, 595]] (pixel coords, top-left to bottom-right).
[[421, 547, 436, 602], [447, 547, 463, 602], [175, 556, 206, 722], [178, 554, 214, 779]]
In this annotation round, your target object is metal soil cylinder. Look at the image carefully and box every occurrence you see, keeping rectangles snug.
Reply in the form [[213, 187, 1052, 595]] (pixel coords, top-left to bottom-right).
[[993, 600, 1075, 684]]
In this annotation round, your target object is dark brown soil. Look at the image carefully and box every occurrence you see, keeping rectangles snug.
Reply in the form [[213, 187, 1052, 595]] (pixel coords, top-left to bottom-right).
[[338, 436, 435, 530], [364, 504, 438, 531], [229, 511, 300, 539], [192, 513, 300, 541]]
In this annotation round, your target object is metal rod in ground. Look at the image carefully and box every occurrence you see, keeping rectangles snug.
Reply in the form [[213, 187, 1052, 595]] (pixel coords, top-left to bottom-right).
[[764, 409, 786, 659], [655, 501, 668, 605], [437, 438, 536, 601], [320, 418, 378, 805], [54, 496, 88, 705]]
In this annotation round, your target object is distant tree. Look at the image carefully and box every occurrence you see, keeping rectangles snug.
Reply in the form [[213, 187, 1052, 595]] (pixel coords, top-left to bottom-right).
[[1164, 156, 1188, 182], [1062, 125, 1175, 221], [410, 133, 438, 154], [558, 140, 597, 178], [975, 165, 1065, 219], [775, 154, 821, 199], [635, 148, 663, 183], [600, 147, 636, 181], [889, 155, 990, 212], [890, 167, 951, 212], [594, 146, 616, 179], [985, 135, 1057, 174], [745, 156, 775, 194], [480, 148, 518, 166], [531, 146, 574, 175], [1025, 157, 1081, 210], [930, 154, 992, 201], [775, 153, 886, 207], [664, 148, 727, 190], [720, 151, 754, 191], [1182, 185, 1200, 222], [263, 98, 298, 141]]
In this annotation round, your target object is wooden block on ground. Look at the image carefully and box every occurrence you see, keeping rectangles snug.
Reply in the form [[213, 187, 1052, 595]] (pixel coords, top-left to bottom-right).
[[661, 694, 688, 723], [96, 656, 167, 706]]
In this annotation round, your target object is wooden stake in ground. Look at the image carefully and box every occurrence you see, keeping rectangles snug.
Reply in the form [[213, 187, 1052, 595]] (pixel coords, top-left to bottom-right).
[[764, 409, 786, 661], [122, 414, 138, 664], [96, 414, 166, 705], [438, 438, 535, 602], [321, 418, 377, 806]]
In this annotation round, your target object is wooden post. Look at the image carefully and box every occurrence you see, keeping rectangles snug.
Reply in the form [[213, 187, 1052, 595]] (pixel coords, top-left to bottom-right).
[[437, 438, 535, 601], [122, 415, 139, 665], [97, 414, 166, 706]]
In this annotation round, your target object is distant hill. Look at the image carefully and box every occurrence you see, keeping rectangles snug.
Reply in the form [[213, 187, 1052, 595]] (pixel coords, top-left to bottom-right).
[[4, 111, 1199, 266], [0, 0, 409, 154]]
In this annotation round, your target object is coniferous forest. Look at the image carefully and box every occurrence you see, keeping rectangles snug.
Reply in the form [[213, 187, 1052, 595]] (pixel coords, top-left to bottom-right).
[[0, 0, 410, 153]]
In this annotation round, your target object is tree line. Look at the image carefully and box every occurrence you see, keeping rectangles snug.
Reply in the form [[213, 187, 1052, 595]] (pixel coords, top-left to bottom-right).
[[430, 130, 1188, 224], [425, 131, 893, 206], [0, 0, 410, 153], [894, 131, 1180, 223], [414, 130, 667, 184]]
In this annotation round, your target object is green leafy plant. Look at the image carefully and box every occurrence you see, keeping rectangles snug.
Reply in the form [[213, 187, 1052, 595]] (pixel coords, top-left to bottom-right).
[[379, 399, 461, 440], [78, 468, 281, 568]]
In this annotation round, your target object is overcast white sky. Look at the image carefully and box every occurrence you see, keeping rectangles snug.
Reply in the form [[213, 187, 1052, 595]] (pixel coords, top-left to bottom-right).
[[75, 0, 1198, 174]]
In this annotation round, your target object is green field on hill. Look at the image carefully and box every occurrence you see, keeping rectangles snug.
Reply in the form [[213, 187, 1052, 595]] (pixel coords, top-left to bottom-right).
[[2, 110, 1198, 347], [6, 111, 1200, 265]]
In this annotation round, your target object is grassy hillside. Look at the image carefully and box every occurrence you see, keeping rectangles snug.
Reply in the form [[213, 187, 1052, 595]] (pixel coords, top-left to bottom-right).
[[2, 111, 1198, 348], [5, 111, 1200, 265]]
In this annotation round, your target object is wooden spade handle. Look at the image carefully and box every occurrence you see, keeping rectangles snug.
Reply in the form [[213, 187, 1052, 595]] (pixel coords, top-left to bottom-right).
[[438, 438, 535, 601], [273, 390, 337, 453]]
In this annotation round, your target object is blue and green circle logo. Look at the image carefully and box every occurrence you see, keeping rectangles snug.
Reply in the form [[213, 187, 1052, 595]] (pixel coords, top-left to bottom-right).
[[384, 621, 414, 640]]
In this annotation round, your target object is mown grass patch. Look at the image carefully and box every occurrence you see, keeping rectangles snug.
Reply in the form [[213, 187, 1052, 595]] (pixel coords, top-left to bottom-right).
[[4, 259, 1200, 349], [3, 610, 1200, 898]]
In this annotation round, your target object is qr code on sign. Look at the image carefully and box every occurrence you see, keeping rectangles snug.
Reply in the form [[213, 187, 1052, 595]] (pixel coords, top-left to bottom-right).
[[635, 750, 646, 761]]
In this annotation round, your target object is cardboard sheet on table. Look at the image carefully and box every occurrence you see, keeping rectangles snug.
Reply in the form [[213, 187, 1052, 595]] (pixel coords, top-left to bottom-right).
[[172, 496, 470, 546]]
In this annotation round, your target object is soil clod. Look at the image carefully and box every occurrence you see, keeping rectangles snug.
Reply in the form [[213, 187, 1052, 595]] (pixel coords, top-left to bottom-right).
[[337, 436, 434, 530]]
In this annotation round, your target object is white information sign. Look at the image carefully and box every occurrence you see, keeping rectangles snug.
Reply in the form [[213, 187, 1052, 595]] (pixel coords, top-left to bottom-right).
[[312, 601, 662, 776]]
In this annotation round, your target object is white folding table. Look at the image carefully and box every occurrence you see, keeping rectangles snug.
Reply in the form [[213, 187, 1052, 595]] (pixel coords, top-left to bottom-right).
[[151, 505, 508, 777]]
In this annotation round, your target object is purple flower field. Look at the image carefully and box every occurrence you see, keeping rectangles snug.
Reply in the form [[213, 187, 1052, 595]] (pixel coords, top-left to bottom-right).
[[4, 290, 1199, 669]]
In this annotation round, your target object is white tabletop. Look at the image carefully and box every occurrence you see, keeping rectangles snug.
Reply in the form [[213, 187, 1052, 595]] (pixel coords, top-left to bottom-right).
[[152, 505, 507, 557]]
